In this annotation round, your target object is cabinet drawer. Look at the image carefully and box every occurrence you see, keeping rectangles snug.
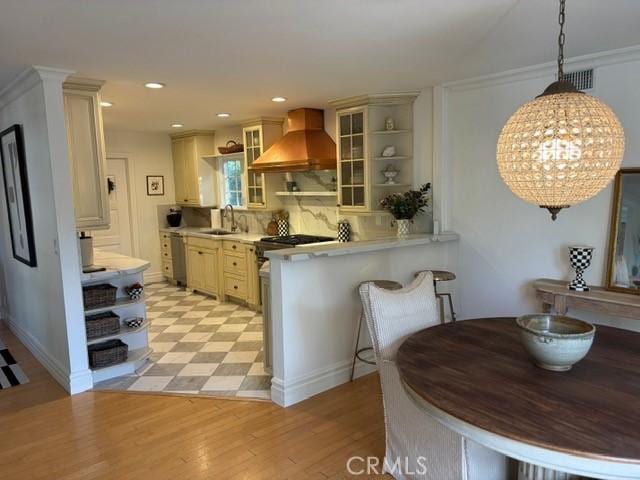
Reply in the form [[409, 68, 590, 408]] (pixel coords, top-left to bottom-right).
[[223, 253, 246, 274], [160, 237, 171, 254], [223, 240, 244, 257], [160, 232, 171, 241], [224, 273, 247, 299], [187, 236, 220, 251], [162, 259, 173, 278]]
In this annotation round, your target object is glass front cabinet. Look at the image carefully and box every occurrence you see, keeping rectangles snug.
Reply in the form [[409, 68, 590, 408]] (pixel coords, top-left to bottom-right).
[[331, 93, 418, 214], [241, 117, 284, 210], [337, 108, 367, 211]]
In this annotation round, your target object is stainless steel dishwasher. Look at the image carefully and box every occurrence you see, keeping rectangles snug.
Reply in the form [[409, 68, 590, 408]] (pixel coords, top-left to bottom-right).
[[169, 233, 186, 284]]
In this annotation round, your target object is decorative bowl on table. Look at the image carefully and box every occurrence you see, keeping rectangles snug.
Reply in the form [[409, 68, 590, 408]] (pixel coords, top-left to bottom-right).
[[516, 314, 595, 372]]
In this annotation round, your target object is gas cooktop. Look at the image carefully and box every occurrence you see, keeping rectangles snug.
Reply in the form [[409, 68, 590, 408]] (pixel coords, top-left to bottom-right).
[[259, 234, 334, 246]]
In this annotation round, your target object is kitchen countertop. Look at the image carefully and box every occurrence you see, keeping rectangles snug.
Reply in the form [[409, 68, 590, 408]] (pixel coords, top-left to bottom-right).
[[159, 227, 264, 245], [265, 232, 459, 262], [81, 249, 150, 284]]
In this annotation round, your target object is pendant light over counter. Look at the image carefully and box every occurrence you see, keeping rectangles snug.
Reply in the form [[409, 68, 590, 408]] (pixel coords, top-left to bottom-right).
[[496, 0, 625, 220]]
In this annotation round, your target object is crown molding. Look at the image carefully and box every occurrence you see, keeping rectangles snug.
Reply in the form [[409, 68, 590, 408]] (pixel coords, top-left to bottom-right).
[[240, 116, 284, 128], [0, 65, 74, 109], [169, 129, 215, 139], [328, 91, 420, 109], [442, 44, 640, 93], [62, 76, 105, 92]]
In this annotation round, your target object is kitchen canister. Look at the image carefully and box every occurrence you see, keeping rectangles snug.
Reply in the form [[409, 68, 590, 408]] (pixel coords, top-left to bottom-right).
[[337, 219, 351, 242], [277, 217, 289, 237]]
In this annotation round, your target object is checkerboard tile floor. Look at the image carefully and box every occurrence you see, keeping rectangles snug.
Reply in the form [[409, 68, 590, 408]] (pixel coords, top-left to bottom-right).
[[93, 282, 271, 400]]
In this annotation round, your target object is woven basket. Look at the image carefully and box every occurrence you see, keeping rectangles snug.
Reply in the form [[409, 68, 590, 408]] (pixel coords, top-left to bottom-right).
[[88, 339, 128, 369], [218, 140, 244, 155], [85, 311, 120, 339], [83, 284, 117, 310]]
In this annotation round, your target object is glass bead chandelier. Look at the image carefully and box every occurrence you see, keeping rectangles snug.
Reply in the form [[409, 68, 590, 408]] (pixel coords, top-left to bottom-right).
[[496, 0, 625, 220]]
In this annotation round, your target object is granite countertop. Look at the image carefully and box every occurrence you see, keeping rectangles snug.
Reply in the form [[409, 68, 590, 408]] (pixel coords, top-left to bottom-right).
[[265, 232, 459, 262], [159, 227, 264, 245], [81, 249, 151, 283]]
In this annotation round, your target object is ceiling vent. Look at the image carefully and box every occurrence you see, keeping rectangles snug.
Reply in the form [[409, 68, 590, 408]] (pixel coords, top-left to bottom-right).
[[562, 68, 594, 91]]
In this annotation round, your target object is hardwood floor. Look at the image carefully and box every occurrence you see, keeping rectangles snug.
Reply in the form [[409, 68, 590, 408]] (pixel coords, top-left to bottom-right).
[[0, 322, 389, 479]]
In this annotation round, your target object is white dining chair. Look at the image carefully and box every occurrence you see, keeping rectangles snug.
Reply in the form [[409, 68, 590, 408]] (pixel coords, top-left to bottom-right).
[[359, 271, 509, 480]]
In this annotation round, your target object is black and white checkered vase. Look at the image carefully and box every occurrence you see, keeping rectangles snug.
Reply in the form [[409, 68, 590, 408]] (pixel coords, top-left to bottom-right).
[[568, 246, 594, 292], [337, 220, 351, 242], [277, 218, 289, 237]]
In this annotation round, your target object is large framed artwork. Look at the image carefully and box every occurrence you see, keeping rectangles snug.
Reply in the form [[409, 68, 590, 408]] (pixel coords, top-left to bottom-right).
[[0, 125, 37, 267]]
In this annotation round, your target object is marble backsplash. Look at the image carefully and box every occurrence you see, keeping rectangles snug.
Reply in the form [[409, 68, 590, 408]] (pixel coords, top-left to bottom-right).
[[157, 170, 431, 240]]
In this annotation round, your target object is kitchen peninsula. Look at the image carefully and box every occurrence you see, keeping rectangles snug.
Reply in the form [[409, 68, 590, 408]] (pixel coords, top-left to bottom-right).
[[265, 232, 459, 406]]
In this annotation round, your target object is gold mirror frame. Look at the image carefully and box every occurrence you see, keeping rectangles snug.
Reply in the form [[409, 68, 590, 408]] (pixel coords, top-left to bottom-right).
[[605, 168, 640, 294]]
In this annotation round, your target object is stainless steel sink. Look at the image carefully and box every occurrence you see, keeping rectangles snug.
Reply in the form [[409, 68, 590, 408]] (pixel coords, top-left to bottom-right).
[[201, 229, 234, 236]]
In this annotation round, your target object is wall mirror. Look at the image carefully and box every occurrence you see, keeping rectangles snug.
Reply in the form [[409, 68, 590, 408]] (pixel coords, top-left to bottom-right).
[[606, 168, 640, 293]]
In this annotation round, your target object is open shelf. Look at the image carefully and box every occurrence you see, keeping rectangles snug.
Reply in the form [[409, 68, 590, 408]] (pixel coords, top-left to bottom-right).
[[84, 296, 144, 316], [371, 156, 411, 161], [86, 319, 150, 346], [90, 346, 153, 372], [275, 191, 337, 197], [370, 129, 411, 135]]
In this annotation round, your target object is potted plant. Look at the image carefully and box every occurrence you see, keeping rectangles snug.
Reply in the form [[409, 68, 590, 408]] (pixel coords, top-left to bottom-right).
[[380, 183, 431, 237]]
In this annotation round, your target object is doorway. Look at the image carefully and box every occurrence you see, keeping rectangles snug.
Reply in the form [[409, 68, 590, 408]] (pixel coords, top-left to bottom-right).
[[92, 157, 134, 255]]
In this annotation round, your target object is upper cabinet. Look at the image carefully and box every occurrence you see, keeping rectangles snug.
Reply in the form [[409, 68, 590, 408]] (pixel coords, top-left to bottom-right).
[[63, 77, 110, 230], [170, 131, 217, 207], [242, 118, 283, 210], [329, 93, 418, 214]]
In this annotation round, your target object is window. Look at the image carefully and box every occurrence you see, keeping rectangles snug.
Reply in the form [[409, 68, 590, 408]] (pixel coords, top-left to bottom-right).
[[220, 157, 244, 207]]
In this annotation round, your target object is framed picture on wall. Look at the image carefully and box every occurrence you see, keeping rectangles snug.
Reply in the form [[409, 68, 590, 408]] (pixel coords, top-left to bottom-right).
[[146, 175, 164, 196], [0, 124, 37, 267]]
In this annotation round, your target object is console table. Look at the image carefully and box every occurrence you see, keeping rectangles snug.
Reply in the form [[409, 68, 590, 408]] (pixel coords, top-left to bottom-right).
[[534, 278, 640, 319]]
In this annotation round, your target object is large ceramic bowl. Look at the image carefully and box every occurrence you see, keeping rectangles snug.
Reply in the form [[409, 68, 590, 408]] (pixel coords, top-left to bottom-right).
[[516, 314, 595, 371]]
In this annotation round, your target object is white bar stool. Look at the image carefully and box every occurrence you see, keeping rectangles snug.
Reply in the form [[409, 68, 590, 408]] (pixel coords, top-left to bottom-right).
[[415, 270, 457, 324]]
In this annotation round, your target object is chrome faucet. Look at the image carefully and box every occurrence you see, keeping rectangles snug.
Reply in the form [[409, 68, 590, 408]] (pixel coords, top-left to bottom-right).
[[223, 204, 237, 232]]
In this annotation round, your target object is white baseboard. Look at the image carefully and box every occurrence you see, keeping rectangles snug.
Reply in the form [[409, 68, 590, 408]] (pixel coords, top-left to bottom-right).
[[3, 315, 92, 394], [144, 271, 164, 284], [271, 359, 376, 407]]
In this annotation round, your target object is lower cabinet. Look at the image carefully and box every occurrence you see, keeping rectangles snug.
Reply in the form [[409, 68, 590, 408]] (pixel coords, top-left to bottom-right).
[[185, 236, 260, 308], [186, 237, 222, 298]]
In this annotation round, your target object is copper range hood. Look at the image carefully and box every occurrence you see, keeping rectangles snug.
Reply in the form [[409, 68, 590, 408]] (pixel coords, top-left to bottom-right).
[[250, 108, 336, 173]]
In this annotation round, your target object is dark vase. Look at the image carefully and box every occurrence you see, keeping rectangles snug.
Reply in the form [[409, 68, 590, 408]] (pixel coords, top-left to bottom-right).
[[167, 211, 182, 228]]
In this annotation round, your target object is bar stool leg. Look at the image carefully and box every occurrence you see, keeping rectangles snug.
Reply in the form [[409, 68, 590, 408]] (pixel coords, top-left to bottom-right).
[[436, 294, 446, 324], [445, 293, 457, 322], [350, 311, 364, 381]]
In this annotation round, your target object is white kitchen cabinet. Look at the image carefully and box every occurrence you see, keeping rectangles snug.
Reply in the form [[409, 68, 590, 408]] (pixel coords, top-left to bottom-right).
[[186, 236, 222, 298], [170, 131, 217, 207], [241, 118, 283, 210], [329, 93, 418, 214], [63, 77, 110, 230]]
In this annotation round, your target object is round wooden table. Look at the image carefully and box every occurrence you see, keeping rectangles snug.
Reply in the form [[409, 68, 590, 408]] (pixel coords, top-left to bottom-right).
[[397, 318, 640, 480]]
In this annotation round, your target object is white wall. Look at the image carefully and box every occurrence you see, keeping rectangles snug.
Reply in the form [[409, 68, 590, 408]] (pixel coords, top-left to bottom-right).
[[103, 130, 175, 282], [0, 67, 91, 392], [440, 48, 640, 331]]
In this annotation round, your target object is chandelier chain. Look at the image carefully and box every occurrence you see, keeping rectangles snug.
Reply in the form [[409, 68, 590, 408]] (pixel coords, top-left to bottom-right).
[[558, 0, 566, 80]]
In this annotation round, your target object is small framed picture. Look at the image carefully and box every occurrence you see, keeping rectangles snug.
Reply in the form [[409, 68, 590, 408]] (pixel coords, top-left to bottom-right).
[[146, 175, 164, 196]]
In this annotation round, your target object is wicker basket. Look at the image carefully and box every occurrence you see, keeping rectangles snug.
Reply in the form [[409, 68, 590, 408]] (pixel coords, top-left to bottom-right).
[[85, 311, 120, 339], [218, 140, 244, 155], [83, 284, 117, 310], [88, 339, 128, 369]]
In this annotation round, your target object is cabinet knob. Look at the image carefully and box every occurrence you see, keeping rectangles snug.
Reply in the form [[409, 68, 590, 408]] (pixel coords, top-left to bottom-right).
[[232, 245, 236, 250], [233, 262, 237, 266], [249, 249, 254, 253], [234, 285, 238, 290], [198, 251, 203, 255]]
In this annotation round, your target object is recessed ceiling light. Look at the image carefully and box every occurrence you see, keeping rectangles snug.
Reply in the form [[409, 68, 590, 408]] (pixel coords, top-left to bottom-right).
[[145, 82, 165, 89], [271, 96, 287, 102], [171, 123, 184, 128], [217, 113, 230, 118], [100, 101, 113, 107]]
